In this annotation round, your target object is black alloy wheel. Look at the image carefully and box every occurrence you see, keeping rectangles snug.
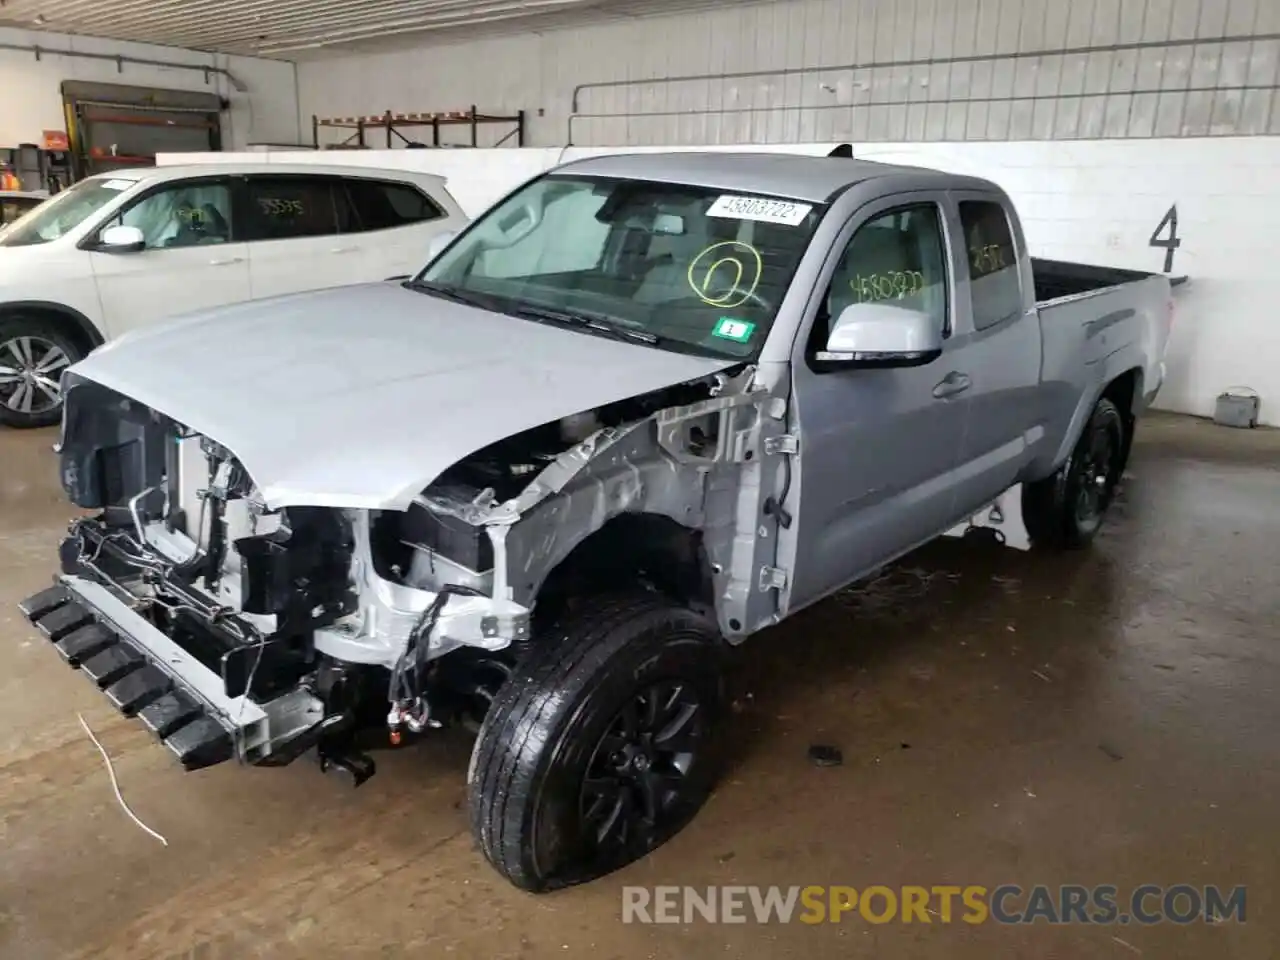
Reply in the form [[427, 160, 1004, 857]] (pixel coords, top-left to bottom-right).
[[579, 679, 706, 858], [467, 591, 726, 892], [1022, 396, 1127, 549]]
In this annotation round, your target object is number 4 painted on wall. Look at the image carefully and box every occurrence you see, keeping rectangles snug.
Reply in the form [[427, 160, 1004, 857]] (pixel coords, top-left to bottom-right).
[[1149, 204, 1181, 273]]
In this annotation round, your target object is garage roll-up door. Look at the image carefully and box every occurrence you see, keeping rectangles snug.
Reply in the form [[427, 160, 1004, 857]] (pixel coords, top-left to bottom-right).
[[61, 81, 224, 181]]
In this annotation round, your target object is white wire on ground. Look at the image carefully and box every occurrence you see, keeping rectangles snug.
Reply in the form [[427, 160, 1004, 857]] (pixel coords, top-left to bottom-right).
[[77, 712, 169, 847]]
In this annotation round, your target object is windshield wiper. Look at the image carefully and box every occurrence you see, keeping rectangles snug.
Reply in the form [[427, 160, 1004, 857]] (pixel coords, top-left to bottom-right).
[[406, 284, 663, 347], [404, 279, 495, 310], [511, 305, 660, 346]]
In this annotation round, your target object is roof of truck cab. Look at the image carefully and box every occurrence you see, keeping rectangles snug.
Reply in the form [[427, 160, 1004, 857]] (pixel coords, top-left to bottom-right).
[[85, 162, 448, 185], [554, 151, 997, 203]]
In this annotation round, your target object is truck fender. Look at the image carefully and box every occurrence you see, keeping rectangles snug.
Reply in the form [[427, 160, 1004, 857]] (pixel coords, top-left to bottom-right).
[[499, 424, 717, 613], [1036, 367, 1143, 479], [480, 370, 771, 640]]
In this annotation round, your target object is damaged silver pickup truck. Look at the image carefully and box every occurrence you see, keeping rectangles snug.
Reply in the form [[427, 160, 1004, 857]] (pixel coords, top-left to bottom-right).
[[20, 149, 1172, 891]]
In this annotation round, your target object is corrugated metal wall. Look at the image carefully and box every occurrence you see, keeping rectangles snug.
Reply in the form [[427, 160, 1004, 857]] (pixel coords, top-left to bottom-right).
[[297, 0, 1280, 146]]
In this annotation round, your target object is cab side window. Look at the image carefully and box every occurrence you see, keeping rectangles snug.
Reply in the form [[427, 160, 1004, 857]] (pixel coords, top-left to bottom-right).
[[959, 200, 1022, 330], [824, 204, 949, 339], [117, 181, 234, 249]]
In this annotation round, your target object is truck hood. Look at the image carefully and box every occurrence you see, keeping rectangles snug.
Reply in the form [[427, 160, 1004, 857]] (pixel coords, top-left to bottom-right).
[[69, 282, 736, 510]]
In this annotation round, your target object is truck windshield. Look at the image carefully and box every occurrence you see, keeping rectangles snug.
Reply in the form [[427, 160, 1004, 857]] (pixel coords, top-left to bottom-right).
[[0, 177, 136, 247], [414, 174, 823, 359]]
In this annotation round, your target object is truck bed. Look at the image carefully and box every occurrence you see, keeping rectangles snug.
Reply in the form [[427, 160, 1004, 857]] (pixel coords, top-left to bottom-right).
[[1030, 256, 1173, 481], [1031, 257, 1164, 304]]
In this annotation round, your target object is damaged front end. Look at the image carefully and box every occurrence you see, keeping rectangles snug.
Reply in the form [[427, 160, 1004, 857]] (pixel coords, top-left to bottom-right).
[[23, 358, 785, 782], [22, 379, 364, 777], [22, 376, 529, 781]]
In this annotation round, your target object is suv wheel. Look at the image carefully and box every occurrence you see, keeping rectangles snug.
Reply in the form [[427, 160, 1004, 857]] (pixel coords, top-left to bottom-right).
[[0, 317, 81, 429], [467, 591, 726, 892]]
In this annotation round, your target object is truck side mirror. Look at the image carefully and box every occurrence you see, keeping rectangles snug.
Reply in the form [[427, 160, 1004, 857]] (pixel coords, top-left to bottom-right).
[[816, 302, 943, 369]]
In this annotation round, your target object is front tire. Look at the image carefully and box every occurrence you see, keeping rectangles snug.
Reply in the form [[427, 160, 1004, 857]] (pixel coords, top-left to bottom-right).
[[467, 592, 726, 892], [1022, 397, 1126, 549], [0, 317, 82, 429]]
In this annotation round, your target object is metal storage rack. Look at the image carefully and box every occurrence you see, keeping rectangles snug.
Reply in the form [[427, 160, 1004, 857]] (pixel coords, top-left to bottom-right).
[[312, 106, 525, 149]]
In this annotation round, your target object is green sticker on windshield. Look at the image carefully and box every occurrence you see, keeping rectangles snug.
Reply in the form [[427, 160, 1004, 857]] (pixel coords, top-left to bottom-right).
[[712, 317, 756, 343]]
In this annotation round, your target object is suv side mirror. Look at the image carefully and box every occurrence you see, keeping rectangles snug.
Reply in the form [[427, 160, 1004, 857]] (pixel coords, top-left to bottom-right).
[[817, 302, 943, 369], [98, 225, 146, 254], [426, 229, 458, 263]]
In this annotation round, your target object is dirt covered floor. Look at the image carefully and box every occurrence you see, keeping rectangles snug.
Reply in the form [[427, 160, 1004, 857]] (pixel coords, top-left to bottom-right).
[[1, 412, 1277, 959]]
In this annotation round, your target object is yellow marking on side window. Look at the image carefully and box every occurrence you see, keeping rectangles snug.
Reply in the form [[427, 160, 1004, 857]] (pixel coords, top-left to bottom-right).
[[849, 270, 925, 303], [257, 198, 304, 217]]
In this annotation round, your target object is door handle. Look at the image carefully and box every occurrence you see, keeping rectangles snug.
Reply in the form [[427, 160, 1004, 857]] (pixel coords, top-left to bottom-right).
[[932, 371, 972, 399], [208, 256, 245, 266], [330, 245, 358, 254]]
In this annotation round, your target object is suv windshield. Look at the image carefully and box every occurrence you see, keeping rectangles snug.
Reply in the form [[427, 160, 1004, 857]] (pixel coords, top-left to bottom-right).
[[0, 177, 137, 247], [415, 174, 823, 359]]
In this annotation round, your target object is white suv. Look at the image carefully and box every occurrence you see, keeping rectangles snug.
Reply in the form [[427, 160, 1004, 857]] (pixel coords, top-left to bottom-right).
[[0, 162, 467, 428]]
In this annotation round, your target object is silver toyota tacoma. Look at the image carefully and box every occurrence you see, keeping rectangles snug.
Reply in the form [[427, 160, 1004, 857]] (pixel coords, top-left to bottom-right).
[[20, 150, 1172, 891]]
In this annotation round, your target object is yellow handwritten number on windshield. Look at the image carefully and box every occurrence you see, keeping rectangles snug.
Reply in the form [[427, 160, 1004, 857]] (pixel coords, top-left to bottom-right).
[[687, 241, 764, 309]]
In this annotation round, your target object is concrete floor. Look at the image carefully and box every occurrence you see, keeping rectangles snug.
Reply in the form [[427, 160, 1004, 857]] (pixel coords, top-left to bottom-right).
[[0, 412, 1277, 959]]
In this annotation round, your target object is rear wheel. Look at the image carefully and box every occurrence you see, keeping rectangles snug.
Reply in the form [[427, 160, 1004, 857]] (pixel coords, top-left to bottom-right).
[[467, 591, 726, 892], [0, 317, 82, 429], [1022, 397, 1126, 549]]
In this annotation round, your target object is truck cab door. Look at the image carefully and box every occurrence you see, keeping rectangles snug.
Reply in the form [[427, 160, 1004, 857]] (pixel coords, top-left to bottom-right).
[[945, 192, 1043, 518], [782, 193, 971, 612]]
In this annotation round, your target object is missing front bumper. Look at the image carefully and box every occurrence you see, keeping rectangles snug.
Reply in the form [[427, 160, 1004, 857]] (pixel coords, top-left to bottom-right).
[[19, 575, 322, 771]]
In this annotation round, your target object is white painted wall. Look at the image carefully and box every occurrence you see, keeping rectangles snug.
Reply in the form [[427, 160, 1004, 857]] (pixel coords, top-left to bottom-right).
[[0, 27, 300, 150], [851, 138, 1276, 426], [160, 137, 1280, 426], [296, 0, 1280, 148]]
